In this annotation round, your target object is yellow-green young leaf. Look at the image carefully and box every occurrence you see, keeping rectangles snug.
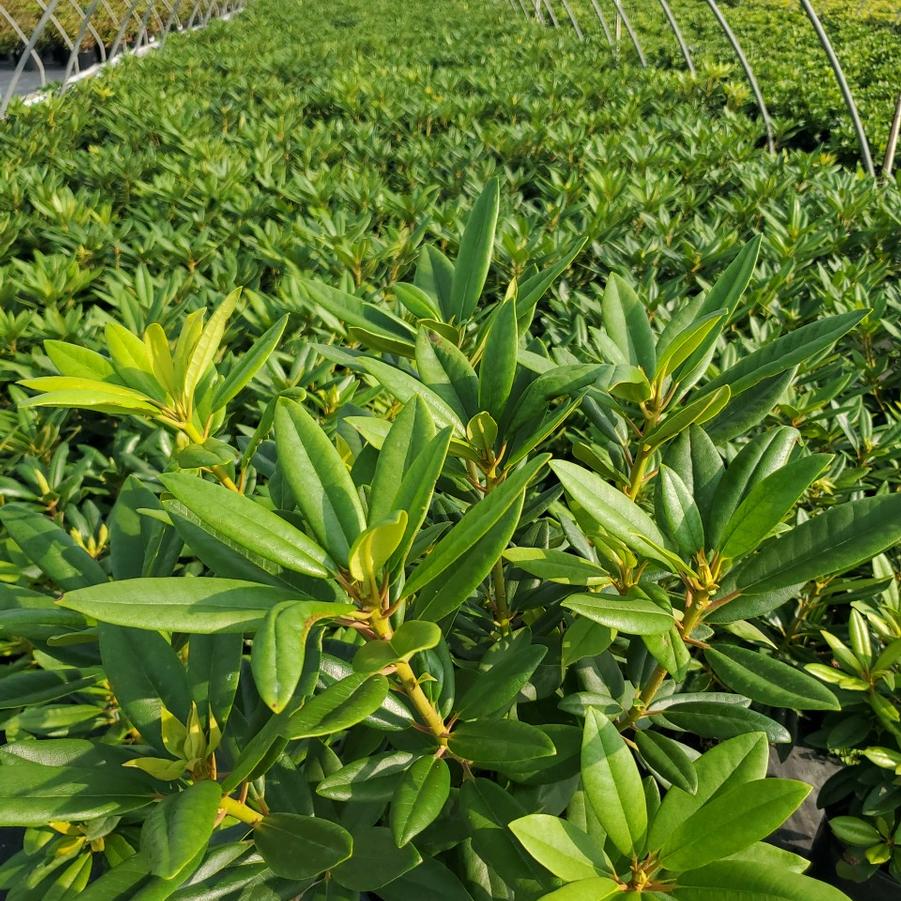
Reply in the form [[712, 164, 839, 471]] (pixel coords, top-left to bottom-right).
[[254, 813, 352, 880], [450, 177, 500, 321], [509, 814, 610, 881], [160, 705, 188, 757], [183, 289, 240, 407], [353, 620, 442, 674], [252, 601, 355, 713], [143, 323, 177, 398], [18, 377, 159, 414], [44, 340, 115, 380], [141, 781, 222, 879], [390, 756, 450, 847], [174, 308, 206, 385], [106, 322, 165, 401], [654, 312, 724, 383], [705, 644, 840, 710], [537, 878, 622, 901], [478, 299, 518, 421], [581, 708, 647, 857], [349, 511, 408, 585], [123, 756, 188, 781], [466, 411, 498, 454]]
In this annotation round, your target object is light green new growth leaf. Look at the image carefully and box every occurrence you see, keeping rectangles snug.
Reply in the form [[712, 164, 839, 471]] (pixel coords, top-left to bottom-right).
[[349, 511, 408, 584], [510, 814, 610, 881], [183, 288, 240, 406]]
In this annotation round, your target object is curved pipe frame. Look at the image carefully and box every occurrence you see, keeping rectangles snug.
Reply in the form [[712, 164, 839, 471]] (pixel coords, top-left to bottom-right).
[[798, 0, 874, 176], [611, 1, 647, 68], [658, 0, 694, 75]]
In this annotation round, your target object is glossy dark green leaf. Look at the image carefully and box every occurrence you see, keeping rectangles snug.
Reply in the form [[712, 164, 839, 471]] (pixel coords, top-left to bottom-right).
[[0, 669, 101, 710], [503, 547, 609, 586], [317, 751, 416, 802], [62, 578, 298, 633], [634, 730, 698, 793], [285, 674, 389, 738], [705, 644, 839, 711], [252, 601, 353, 712], [447, 719, 555, 765], [390, 755, 450, 846], [602, 274, 655, 375], [564, 593, 673, 635], [456, 642, 547, 719], [450, 178, 499, 321], [99, 624, 192, 754], [655, 465, 704, 556], [717, 454, 831, 559], [211, 314, 288, 409], [415, 329, 479, 423], [377, 858, 474, 901], [161, 472, 335, 578], [333, 827, 421, 891], [659, 778, 809, 871], [141, 781, 222, 879], [254, 813, 352, 880], [0, 504, 107, 590], [581, 708, 646, 856], [656, 701, 790, 743]]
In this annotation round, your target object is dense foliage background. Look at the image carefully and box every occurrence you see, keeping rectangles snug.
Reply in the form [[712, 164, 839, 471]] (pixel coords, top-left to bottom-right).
[[0, 0, 899, 898]]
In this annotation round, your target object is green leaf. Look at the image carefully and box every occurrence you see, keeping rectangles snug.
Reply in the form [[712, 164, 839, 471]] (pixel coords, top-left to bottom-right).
[[562, 617, 615, 667], [643, 386, 731, 451], [516, 236, 588, 333], [378, 858, 474, 901], [62, 578, 299, 633], [602, 274, 655, 375], [550, 461, 671, 565], [581, 708, 646, 857], [456, 642, 548, 719], [648, 733, 769, 852], [448, 720, 555, 765], [252, 601, 353, 712], [0, 669, 101, 710], [705, 644, 840, 711], [725, 494, 901, 595], [99, 624, 192, 754], [503, 547, 609, 586], [655, 701, 790, 743], [211, 314, 288, 409], [478, 299, 518, 421], [391, 756, 450, 847], [333, 827, 421, 891], [697, 311, 866, 401], [274, 398, 366, 565], [302, 278, 415, 345], [160, 473, 335, 578], [416, 246, 456, 319], [105, 321, 165, 400], [706, 427, 799, 549], [0, 504, 107, 590], [415, 328, 479, 423], [659, 778, 810, 871], [536, 879, 622, 901], [643, 627, 691, 681], [141, 781, 222, 879], [718, 454, 832, 559], [395, 282, 441, 320], [0, 762, 155, 825], [450, 178, 500, 321], [317, 751, 416, 802], [188, 633, 242, 731], [634, 730, 698, 793], [655, 465, 704, 556], [403, 455, 547, 602], [563, 593, 673, 635], [285, 674, 389, 738], [348, 511, 408, 584], [353, 620, 442, 674], [510, 814, 610, 881], [254, 813, 352, 880], [673, 860, 850, 900], [655, 313, 723, 383]]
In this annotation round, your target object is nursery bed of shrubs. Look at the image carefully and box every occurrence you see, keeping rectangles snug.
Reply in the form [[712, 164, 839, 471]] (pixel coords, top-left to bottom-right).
[[0, 0, 899, 898]]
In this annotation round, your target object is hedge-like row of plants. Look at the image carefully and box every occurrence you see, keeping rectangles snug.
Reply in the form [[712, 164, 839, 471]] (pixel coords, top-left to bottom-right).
[[566, 0, 900, 163], [0, 0, 899, 898]]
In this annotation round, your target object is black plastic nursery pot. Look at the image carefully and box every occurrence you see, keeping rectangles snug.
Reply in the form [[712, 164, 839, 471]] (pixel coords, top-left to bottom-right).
[[809, 822, 900, 901]]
